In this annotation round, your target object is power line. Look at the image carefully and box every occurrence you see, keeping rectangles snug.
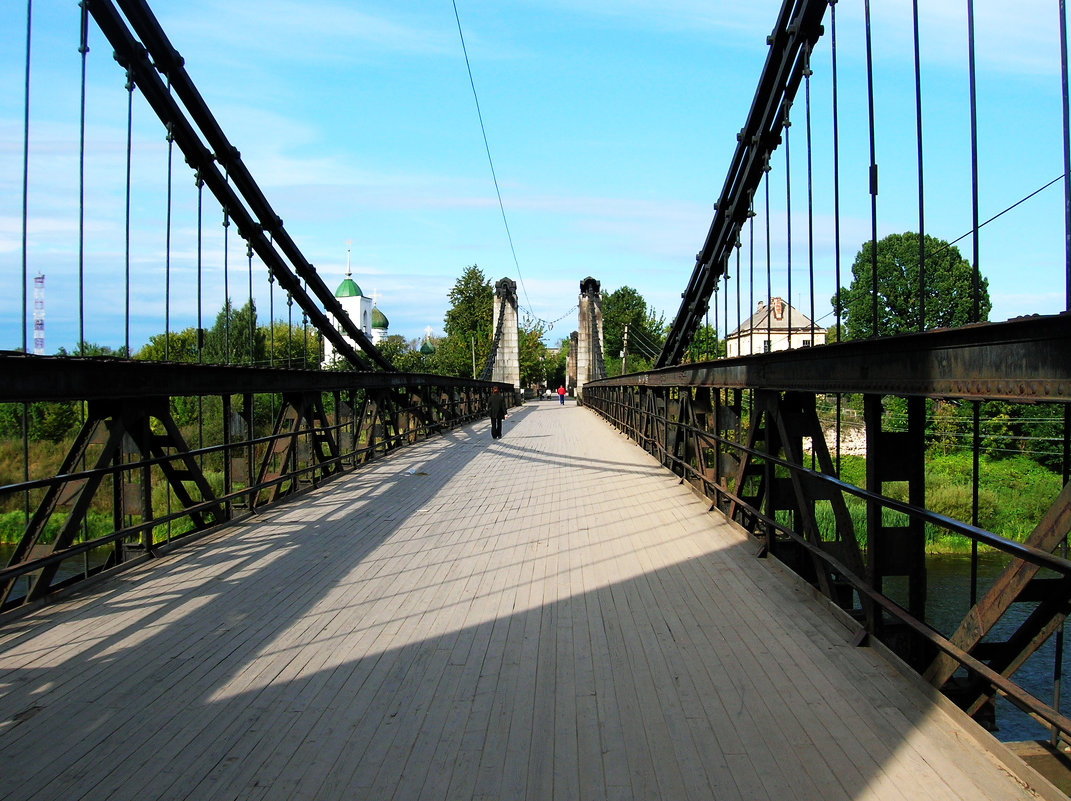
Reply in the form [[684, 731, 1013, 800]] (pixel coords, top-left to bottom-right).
[[451, 1, 532, 314], [520, 303, 577, 333], [816, 172, 1067, 329], [627, 326, 663, 354]]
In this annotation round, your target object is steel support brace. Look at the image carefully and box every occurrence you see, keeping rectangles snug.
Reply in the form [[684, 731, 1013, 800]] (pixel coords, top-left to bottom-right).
[[658, 0, 828, 366], [925, 480, 1071, 714], [0, 398, 223, 606], [254, 392, 341, 507], [865, 395, 927, 664]]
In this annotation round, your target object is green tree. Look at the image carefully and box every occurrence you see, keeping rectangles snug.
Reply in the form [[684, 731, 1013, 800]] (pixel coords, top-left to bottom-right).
[[135, 328, 200, 362], [683, 323, 725, 364], [265, 321, 321, 369], [437, 266, 493, 378], [202, 299, 267, 365], [602, 286, 666, 376], [549, 343, 567, 388], [56, 342, 129, 358], [373, 334, 410, 369], [518, 316, 549, 388], [0, 401, 79, 442], [832, 232, 991, 340]]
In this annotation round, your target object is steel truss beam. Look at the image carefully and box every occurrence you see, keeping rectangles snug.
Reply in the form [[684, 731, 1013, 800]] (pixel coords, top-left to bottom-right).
[[657, 0, 828, 367], [601, 314, 1071, 402], [924, 480, 1071, 716], [87, 0, 390, 371], [1, 369, 511, 613], [582, 373, 1071, 738], [0, 353, 498, 403], [0, 397, 224, 607]]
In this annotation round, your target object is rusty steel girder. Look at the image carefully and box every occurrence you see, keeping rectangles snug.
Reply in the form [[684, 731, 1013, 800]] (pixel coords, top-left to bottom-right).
[[0, 353, 504, 403], [601, 314, 1071, 402]]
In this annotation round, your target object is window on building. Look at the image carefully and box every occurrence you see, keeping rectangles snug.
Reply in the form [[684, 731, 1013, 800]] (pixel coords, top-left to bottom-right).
[[801, 339, 811, 348], [763, 340, 771, 353]]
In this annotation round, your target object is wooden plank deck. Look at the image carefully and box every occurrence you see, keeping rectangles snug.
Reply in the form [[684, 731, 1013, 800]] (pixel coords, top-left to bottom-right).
[[0, 400, 1061, 801]]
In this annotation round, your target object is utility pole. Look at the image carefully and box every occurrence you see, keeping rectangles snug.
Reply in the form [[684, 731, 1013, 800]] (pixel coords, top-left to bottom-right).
[[621, 323, 628, 375]]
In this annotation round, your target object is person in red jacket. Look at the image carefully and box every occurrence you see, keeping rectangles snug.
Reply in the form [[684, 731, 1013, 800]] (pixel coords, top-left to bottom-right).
[[557, 385, 566, 405]]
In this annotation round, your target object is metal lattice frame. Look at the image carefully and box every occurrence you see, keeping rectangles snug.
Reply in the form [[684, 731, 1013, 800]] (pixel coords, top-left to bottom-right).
[[585, 314, 1071, 738], [0, 354, 513, 613]]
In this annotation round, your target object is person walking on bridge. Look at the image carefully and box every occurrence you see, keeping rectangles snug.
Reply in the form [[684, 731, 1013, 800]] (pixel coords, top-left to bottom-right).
[[488, 386, 507, 439], [557, 385, 566, 405]]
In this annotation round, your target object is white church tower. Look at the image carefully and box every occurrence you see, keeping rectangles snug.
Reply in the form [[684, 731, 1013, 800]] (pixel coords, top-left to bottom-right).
[[323, 242, 373, 365]]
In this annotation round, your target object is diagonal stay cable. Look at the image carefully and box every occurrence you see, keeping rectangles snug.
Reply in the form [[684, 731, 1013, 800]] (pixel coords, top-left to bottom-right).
[[451, 1, 532, 314]]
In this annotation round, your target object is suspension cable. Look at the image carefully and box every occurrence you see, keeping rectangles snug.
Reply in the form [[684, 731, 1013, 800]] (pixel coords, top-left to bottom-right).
[[713, 275, 719, 359], [247, 242, 255, 364], [78, 1, 89, 354], [723, 247, 729, 349], [864, 0, 878, 338], [831, 0, 842, 475], [968, 0, 981, 324], [21, 0, 32, 356], [749, 196, 755, 357], [165, 114, 174, 360], [912, 0, 926, 331], [287, 291, 293, 369], [21, 0, 32, 522], [124, 66, 134, 355], [223, 201, 230, 363], [805, 43, 815, 346], [831, 0, 841, 341], [765, 162, 772, 350], [196, 171, 203, 362], [735, 223, 741, 354], [268, 259, 275, 366], [967, 0, 982, 606], [785, 100, 793, 345], [1064, 0, 1071, 312], [451, 0, 532, 314], [479, 297, 507, 381]]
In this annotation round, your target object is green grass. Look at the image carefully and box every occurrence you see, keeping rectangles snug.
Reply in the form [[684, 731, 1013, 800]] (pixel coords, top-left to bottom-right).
[[810, 453, 1064, 554]]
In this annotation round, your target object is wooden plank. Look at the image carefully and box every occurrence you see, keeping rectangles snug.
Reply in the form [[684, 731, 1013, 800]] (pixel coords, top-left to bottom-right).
[[0, 404, 1056, 801]]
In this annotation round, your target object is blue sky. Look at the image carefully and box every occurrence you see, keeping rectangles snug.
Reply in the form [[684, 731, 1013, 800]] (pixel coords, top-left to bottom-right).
[[1, 0, 1068, 354]]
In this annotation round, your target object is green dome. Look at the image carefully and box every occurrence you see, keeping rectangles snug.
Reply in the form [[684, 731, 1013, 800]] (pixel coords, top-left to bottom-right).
[[371, 305, 389, 329], [335, 276, 363, 298], [419, 339, 436, 355]]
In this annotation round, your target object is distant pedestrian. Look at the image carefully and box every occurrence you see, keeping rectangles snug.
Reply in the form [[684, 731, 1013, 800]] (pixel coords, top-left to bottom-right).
[[488, 386, 507, 439], [557, 385, 566, 405]]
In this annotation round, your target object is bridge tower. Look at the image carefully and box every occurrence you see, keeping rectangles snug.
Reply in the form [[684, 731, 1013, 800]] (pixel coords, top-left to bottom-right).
[[567, 331, 578, 394], [575, 277, 605, 400], [490, 277, 520, 390]]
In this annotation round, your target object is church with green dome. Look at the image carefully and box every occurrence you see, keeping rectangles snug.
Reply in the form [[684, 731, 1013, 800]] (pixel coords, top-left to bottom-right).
[[322, 245, 390, 365]]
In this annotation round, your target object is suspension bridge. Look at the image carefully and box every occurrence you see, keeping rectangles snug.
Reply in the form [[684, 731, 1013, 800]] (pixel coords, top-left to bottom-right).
[[3, 1, 1071, 799]]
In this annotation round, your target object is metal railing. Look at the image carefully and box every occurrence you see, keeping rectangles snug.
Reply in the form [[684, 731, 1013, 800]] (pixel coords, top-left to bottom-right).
[[586, 314, 1071, 740], [0, 353, 514, 613]]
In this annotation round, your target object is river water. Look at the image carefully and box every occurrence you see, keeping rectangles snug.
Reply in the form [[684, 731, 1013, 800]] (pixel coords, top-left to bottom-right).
[[0, 542, 1063, 742], [922, 553, 1068, 743]]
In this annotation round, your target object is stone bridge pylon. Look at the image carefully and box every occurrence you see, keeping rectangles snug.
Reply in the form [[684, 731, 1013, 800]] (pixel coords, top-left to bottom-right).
[[574, 276, 606, 401], [489, 277, 520, 390]]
